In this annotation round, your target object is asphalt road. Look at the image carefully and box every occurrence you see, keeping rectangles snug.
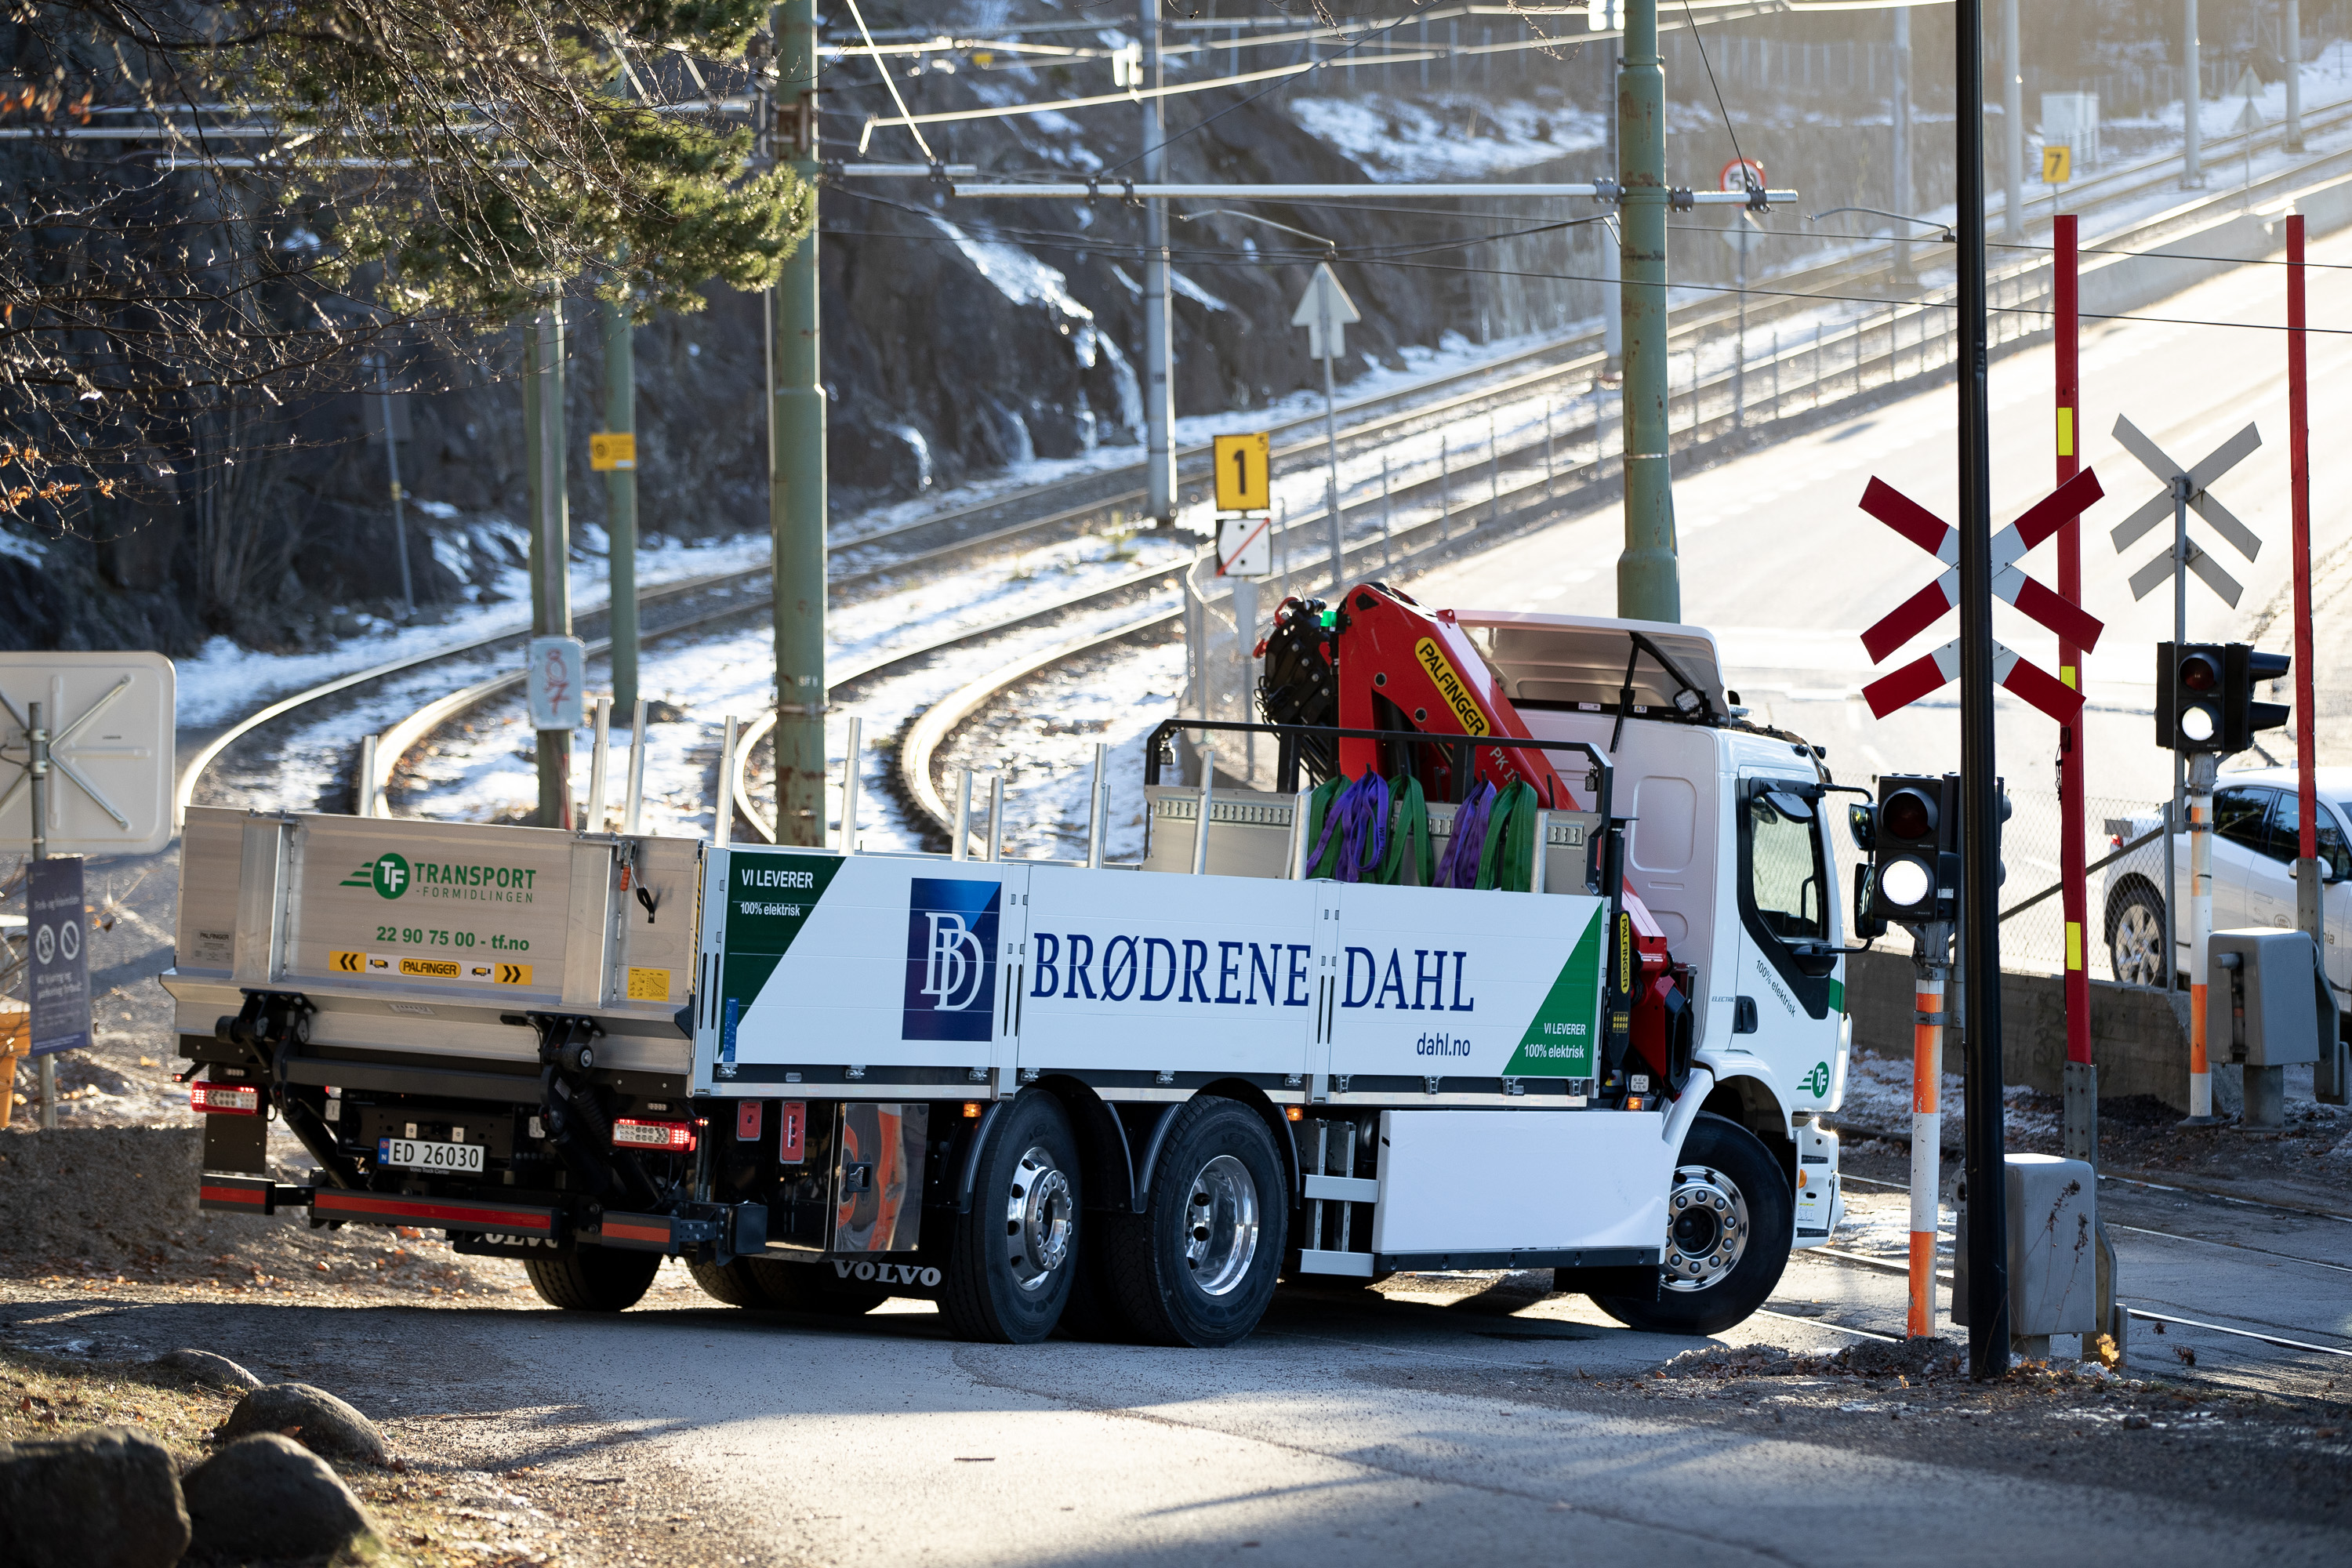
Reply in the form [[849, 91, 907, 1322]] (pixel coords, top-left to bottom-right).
[[15, 1246, 2342, 1568]]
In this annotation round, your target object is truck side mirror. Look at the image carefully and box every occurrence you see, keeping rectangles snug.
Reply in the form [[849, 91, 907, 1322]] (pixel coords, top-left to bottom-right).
[[1847, 801, 1877, 852], [1852, 863, 1888, 942]]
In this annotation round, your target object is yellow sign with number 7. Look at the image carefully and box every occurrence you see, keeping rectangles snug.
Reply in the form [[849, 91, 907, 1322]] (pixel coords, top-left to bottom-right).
[[2042, 144, 2071, 184], [1213, 432, 1271, 512]]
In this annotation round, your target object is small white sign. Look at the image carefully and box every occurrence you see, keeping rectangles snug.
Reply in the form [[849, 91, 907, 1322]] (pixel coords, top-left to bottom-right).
[[1217, 515, 1273, 579], [0, 651, 176, 853], [526, 637, 587, 731], [1290, 263, 1362, 362]]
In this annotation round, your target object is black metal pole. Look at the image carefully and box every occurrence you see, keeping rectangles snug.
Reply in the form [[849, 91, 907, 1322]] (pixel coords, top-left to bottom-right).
[[1954, 0, 2010, 1379]]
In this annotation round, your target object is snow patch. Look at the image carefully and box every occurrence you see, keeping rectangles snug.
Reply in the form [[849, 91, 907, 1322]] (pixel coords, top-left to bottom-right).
[[1287, 93, 1604, 182]]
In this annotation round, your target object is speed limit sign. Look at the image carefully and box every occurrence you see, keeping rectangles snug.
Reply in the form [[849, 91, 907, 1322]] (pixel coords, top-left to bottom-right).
[[1719, 157, 1765, 194]]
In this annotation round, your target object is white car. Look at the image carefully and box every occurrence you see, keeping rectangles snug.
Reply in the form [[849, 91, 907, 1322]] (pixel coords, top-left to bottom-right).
[[2100, 765, 2352, 1013]]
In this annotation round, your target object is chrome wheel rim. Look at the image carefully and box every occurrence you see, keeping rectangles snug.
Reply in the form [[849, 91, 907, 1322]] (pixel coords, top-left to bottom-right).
[[1181, 1154, 1260, 1297], [1662, 1163, 1748, 1293], [2113, 902, 2166, 987], [1004, 1145, 1072, 1292]]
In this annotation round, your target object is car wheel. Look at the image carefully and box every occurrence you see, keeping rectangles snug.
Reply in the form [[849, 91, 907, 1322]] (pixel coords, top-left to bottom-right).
[[939, 1089, 1080, 1344], [523, 1247, 661, 1312], [1107, 1096, 1287, 1348], [1591, 1113, 1791, 1337], [2109, 884, 2167, 987]]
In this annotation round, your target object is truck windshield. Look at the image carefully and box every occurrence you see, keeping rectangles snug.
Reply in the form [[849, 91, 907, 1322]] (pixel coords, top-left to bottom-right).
[[1748, 790, 1827, 941]]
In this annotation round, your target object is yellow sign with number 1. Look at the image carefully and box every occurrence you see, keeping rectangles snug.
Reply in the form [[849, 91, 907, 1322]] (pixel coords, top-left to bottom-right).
[[1213, 432, 1271, 512], [2042, 144, 2072, 184]]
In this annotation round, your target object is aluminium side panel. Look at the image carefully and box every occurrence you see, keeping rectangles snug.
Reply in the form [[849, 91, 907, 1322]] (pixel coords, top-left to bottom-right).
[[699, 848, 1023, 1092], [1014, 862, 1321, 1077], [1369, 1109, 1672, 1254], [1327, 883, 1608, 1087], [162, 811, 692, 1078]]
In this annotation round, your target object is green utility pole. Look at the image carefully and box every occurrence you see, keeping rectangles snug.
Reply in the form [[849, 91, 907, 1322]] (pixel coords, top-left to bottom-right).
[[1614, 0, 1679, 624], [770, 0, 827, 846], [602, 295, 639, 721], [523, 303, 574, 829]]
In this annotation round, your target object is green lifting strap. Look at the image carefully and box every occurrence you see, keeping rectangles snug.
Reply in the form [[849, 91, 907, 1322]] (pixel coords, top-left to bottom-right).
[[1378, 772, 1435, 887], [1301, 774, 1350, 879], [1474, 780, 1539, 892]]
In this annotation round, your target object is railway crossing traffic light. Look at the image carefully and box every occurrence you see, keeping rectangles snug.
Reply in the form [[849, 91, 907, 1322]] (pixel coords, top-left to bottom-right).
[[2157, 641, 2292, 755], [1857, 773, 2009, 929], [2223, 644, 2292, 753], [2156, 642, 2227, 753], [1867, 775, 1958, 926]]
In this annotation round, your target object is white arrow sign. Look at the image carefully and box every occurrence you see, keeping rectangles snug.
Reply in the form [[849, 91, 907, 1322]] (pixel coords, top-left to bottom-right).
[[1291, 263, 1361, 361]]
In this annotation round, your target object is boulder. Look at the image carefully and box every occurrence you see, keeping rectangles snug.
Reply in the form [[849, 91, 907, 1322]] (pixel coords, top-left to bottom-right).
[[183, 1434, 376, 1560], [219, 1382, 387, 1466], [0, 1426, 190, 1568], [150, 1348, 263, 1392]]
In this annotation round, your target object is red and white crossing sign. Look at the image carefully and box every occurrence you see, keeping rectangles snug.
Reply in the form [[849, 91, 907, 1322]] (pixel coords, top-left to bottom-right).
[[1863, 637, 2087, 724], [1856, 470, 2107, 724]]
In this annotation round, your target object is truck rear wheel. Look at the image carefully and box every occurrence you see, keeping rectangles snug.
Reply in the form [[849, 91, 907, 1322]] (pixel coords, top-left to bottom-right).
[[1109, 1096, 1287, 1348], [941, 1090, 1080, 1344], [1592, 1112, 1790, 1336], [685, 1257, 892, 1316], [749, 1259, 893, 1316], [523, 1247, 662, 1312]]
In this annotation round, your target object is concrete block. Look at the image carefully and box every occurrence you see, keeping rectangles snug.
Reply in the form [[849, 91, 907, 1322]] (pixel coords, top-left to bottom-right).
[[1845, 948, 2205, 1113]]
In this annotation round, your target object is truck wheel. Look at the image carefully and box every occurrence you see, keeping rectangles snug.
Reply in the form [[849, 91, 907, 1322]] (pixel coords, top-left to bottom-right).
[[1056, 1215, 1148, 1341], [748, 1260, 892, 1316], [1109, 1096, 1287, 1348], [941, 1090, 1080, 1344], [523, 1247, 662, 1312], [687, 1257, 892, 1315], [1592, 1112, 1790, 1337], [686, 1257, 766, 1307]]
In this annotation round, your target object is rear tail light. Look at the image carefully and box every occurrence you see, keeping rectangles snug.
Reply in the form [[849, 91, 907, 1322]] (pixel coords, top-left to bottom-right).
[[191, 1081, 262, 1116], [612, 1117, 696, 1152]]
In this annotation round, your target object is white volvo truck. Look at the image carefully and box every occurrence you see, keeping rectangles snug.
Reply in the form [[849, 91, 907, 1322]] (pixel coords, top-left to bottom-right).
[[165, 601, 1851, 1346]]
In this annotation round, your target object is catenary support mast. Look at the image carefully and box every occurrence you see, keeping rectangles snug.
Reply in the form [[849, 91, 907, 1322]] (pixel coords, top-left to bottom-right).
[[1141, 0, 1176, 526], [771, 0, 827, 847], [1615, 0, 1677, 623]]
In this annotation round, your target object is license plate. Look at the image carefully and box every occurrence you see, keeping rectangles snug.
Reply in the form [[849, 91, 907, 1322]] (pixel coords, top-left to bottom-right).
[[377, 1136, 485, 1174]]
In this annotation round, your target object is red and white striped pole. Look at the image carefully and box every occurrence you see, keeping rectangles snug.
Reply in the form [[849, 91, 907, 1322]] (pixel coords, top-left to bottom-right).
[[2188, 766, 2217, 1119], [2055, 215, 2096, 1163], [1909, 956, 1947, 1338]]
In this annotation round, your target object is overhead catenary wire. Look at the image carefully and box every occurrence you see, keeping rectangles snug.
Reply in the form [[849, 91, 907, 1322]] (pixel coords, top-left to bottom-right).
[[840, 0, 935, 162]]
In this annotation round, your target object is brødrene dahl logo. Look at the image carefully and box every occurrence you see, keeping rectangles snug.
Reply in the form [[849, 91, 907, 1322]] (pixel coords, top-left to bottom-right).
[[902, 877, 1000, 1043]]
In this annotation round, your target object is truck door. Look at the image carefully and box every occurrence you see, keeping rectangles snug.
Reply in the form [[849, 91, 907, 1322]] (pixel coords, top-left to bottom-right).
[[1730, 776, 1841, 1112]]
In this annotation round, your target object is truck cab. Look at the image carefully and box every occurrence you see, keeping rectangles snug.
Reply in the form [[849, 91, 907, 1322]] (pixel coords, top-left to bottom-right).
[[1454, 608, 1852, 1230]]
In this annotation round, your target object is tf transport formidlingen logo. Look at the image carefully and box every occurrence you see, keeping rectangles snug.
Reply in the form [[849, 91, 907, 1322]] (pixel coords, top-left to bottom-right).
[[342, 852, 539, 904]]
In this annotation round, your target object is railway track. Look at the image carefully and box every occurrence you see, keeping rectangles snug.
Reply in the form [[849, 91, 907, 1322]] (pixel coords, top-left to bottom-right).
[[186, 107, 2352, 831], [1818, 1169, 2352, 1366]]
